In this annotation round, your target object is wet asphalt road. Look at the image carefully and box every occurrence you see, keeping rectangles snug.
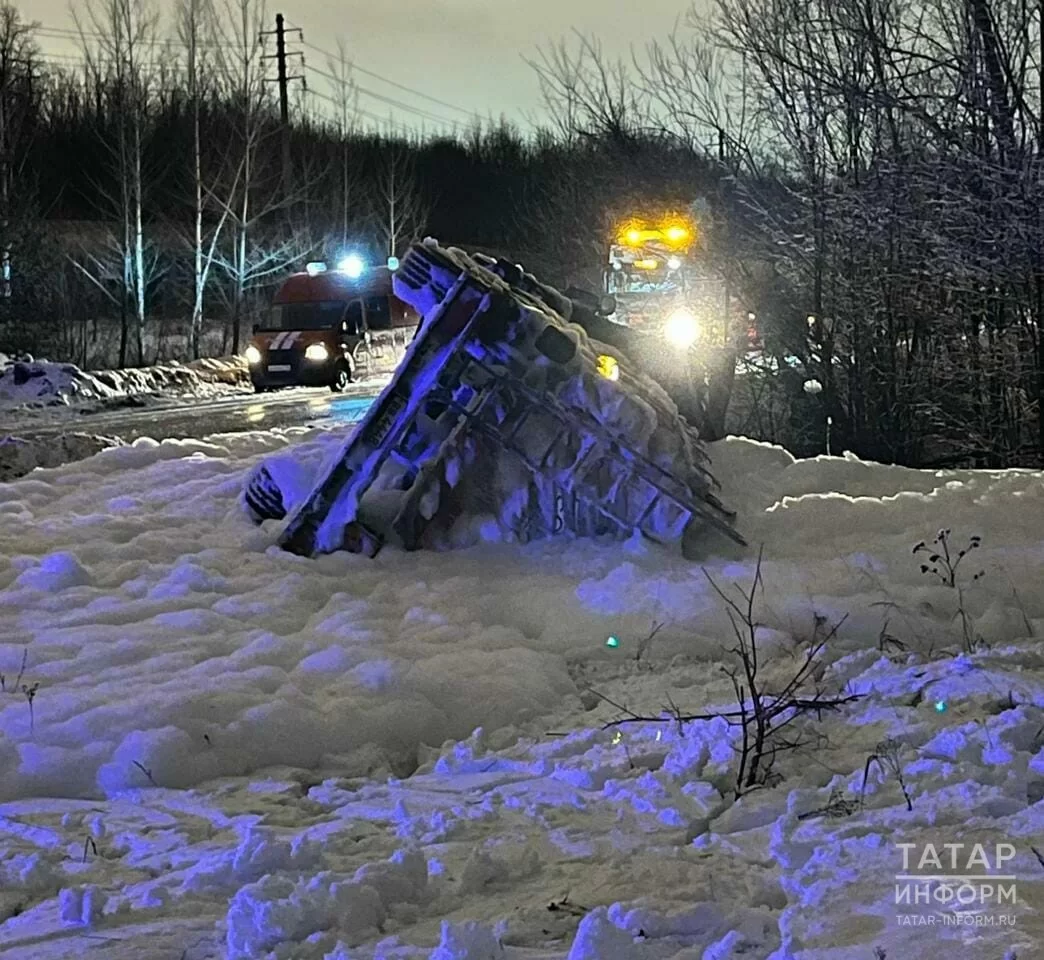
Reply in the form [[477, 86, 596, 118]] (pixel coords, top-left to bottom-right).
[[3, 380, 386, 446]]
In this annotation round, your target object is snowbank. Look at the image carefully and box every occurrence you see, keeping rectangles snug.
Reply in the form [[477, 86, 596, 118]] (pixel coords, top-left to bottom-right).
[[0, 432, 1042, 958], [0, 353, 249, 409], [2, 430, 1044, 799], [0, 433, 124, 483]]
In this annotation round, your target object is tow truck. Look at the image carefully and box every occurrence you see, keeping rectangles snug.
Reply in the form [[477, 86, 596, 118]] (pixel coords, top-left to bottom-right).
[[244, 254, 421, 393], [604, 213, 753, 433], [605, 213, 727, 342]]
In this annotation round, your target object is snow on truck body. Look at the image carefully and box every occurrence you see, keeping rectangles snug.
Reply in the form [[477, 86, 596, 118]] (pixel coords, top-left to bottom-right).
[[255, 240, 743, 558], [245, 263, 420, 392]]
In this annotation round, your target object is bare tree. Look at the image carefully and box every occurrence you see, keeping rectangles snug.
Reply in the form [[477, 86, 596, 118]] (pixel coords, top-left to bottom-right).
[[528, 31, 652, 146], [326, 39, 358, 249], [176, 0, 229, 359], [372, 146, 428, 259], [0, 4, 39, 303], [689, 0, 1044, 465], [210, 0, 306, 352], [639, 15, 755, 165], [75, 0, 158, 368]]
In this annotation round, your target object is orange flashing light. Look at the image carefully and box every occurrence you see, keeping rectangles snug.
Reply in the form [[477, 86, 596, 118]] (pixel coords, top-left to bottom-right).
[[615, 217, 696, 250], [596, 354, 620, 381]]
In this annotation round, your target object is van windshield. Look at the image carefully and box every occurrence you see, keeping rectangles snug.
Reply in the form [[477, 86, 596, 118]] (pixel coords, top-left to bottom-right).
[[265, 301, 346, 330]]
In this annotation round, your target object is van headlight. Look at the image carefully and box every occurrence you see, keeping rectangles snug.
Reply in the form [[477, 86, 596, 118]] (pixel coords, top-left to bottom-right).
[[664, 308, 699, 349], [304, 343, 329, 362], [245, 345, 262, 364]]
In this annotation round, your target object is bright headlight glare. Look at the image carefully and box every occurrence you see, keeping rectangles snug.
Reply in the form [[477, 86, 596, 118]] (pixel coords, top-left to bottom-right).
[[664, 308, 699, 349], [244, 345, 262, 364], [305, 343, 329, 361]]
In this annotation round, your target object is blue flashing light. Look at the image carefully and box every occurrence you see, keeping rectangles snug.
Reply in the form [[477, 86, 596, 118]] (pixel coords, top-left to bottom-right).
[[337, 254, 365, 279]]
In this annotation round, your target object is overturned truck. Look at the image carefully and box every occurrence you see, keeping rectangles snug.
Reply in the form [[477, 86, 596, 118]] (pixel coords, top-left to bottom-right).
[[244, 241, 745, 556]]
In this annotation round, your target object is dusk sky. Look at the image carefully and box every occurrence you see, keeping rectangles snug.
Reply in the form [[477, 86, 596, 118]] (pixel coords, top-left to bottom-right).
[[35, 0, 702, 133]]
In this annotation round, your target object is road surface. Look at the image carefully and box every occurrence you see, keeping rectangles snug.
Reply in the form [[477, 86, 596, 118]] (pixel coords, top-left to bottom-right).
[[3, 380, 386, 446]]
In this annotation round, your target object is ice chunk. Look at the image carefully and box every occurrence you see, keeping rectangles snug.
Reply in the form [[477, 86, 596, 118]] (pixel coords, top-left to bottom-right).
[[567, 906, 639, 959]]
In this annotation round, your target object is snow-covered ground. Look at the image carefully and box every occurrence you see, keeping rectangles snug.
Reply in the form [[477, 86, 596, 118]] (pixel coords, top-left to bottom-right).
[[0, 433, 124, 482], [0, 430, 1042, 959], [0, 353, 249, 411]]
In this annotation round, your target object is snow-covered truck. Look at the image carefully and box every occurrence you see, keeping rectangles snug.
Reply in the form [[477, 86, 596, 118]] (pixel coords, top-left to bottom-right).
[[244, 257, 420, 393], [245, 240, 743, 558]]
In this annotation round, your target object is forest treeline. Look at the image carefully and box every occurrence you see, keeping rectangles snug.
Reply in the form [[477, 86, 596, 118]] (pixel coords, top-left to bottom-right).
[[5, 0, 1044, 467]]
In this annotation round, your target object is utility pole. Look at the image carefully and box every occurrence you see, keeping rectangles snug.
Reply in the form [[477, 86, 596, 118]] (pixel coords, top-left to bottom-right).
[[262, 13, 304, 200], [275, 13, 290, 192]]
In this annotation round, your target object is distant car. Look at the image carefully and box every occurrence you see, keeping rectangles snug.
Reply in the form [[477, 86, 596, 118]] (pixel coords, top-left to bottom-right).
[[245, 262, 421, 393]]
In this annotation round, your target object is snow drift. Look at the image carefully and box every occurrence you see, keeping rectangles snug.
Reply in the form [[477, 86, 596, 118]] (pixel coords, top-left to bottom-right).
[[0, 433, 124, 482], [0, 353, 249, 409], [0, 430, 1043, 958]]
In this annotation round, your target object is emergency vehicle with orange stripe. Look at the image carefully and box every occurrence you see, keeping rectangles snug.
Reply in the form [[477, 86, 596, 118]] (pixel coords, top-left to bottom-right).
[[245, 255, 421, 393]]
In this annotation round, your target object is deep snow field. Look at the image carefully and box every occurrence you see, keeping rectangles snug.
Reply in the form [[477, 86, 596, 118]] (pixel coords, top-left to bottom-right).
[[1, 429, 1043, 959]]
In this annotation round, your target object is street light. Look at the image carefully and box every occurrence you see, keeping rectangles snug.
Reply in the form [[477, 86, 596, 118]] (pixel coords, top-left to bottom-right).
[[802, 380, 832, 455]]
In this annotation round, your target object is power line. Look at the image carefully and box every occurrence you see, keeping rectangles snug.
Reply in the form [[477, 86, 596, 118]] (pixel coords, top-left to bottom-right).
[[304, 85, 413, 136], [39, 19, 479, 129], [288, 30, 480, 121], [302, 61, 460, 128], [37, 51, 87, 63], [37, 52, 173, 72], [37, 25, 249, 51], [35, 50, 415, 137], [36, 49, 445, 133], [42, 19, 479, 119]]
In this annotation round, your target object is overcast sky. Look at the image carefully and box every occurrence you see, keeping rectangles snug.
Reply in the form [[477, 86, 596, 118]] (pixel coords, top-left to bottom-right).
[[35, 0, 702, 133]]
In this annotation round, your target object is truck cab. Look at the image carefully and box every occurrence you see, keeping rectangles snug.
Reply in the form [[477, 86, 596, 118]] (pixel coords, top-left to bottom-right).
[[605, 217, 699, 330], [246, 261, 421, 393]]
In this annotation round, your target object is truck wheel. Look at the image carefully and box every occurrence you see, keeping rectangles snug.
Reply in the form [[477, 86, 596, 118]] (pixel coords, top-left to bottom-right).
[[253, 383, 268, 394], [330, 363, 351, 393]]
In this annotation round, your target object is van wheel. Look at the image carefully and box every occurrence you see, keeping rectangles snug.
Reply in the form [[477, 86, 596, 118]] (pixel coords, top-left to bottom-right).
[[254, 383, 268, 394], [330, 364, 351, 393]]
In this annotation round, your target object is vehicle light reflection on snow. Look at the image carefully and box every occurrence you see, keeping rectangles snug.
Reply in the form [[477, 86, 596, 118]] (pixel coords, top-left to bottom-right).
[[246, 404, 265, 423], [329, 396, 376, 424]]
